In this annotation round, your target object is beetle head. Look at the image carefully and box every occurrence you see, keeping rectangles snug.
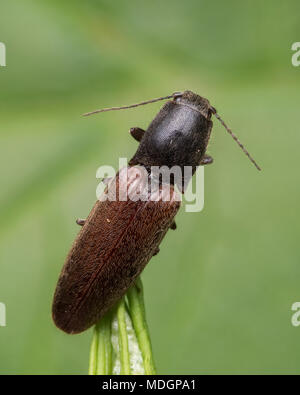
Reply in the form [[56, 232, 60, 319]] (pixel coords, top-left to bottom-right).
[[173, 90, 213, 120]]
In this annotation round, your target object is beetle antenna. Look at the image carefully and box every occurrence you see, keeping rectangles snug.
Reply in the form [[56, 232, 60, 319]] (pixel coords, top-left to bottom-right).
[[211, 108, 261, 171], [82, 92, 182, 117]]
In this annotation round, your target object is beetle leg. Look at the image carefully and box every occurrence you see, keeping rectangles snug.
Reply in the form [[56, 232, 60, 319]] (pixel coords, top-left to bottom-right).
[[200, 155, 213, 165], [129, 127, 145, 142], [153, 247, 160, 256], [170, 220, 177, 230], [76, 218, 86, 226]]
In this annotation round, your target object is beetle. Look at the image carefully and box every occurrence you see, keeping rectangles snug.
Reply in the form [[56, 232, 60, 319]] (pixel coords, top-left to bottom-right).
[[52, 90, 260, 334]]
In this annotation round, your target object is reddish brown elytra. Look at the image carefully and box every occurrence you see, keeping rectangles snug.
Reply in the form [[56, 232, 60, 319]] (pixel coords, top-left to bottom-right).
[[52, 167, 180, 334]]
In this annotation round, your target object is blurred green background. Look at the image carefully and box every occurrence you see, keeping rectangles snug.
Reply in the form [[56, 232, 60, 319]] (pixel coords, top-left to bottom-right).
[[0, 0, 299, 374]]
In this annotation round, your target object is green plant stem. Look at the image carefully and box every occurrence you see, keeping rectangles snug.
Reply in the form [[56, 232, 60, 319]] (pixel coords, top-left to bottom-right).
[[88, 276, 156, 375], [117, 298, 131, 374], [88, 313, 112, 375], [88, 328, 98, 375], [127, 278, 156, 375]]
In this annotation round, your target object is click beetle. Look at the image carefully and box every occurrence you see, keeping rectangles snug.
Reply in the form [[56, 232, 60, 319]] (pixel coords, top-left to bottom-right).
[[52, 90, 260, 334]]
